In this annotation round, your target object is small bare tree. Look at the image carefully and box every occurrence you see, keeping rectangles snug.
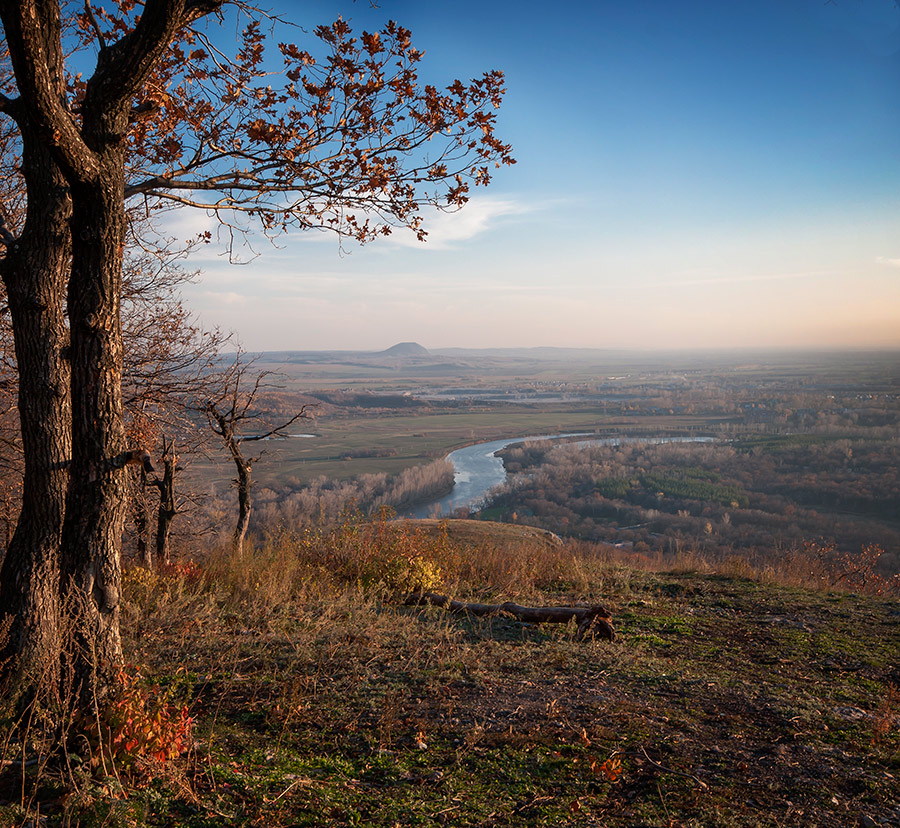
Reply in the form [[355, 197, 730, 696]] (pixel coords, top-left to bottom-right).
[[150, 437, 180, 566], [119, 250, 232, 566], [204, 359, 312, 554]]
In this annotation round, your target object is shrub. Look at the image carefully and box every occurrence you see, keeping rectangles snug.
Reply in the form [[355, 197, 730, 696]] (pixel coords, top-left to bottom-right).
[[85, 667, 194, 775]]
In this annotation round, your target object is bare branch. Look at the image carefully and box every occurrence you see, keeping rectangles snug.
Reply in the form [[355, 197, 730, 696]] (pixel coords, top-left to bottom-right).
[[82, 0, 108, 51], [201, 347, 314, 552], [238, 405, 314, 442]]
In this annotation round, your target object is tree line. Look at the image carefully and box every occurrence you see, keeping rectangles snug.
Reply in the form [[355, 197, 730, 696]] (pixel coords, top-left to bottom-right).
[[249, 458, 454, 532], [487, 435, 900, 574]]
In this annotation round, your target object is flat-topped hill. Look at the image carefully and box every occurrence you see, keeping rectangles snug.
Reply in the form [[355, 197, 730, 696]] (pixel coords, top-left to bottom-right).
[[378, 341, 430, 357]]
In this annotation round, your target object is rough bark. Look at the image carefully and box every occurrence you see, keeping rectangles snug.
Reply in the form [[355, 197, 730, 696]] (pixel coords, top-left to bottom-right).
[[49, 0, 212, 704], [0, 151, 71, 687], [405, 592, 616, 641], [59, 146, 130, 701], [0, 8, 72, 690]]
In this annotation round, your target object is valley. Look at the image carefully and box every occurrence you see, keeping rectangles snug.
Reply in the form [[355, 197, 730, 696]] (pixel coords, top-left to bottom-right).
[[188, 345, 900, 573]]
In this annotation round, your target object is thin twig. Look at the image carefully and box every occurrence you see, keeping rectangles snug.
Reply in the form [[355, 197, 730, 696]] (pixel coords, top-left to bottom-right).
[[640, 746, 709, 790], [237, 405, 314, 442]]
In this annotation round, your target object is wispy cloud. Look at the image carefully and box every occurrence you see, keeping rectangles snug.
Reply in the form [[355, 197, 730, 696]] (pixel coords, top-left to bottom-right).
[[383, 197, 532, 250], [195, 290, 247, 306], [149, 204, 220, 242], [875, 256, 900, 268], [146, 195, 532, 255]]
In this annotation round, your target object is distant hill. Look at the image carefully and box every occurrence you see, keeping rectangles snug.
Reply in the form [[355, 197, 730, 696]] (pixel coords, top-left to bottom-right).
[[378, 342, 430, 357]]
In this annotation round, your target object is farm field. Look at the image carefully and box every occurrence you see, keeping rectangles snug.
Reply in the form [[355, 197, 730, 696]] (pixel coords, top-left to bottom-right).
[[185, 348, 900, 556], [193, 409, 724, 489]]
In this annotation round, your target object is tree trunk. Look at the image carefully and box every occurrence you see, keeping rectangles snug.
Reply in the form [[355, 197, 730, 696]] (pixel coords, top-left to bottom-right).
[[233, 456, 252, 555], [154, 442, 177, 566], [0, 0, 219, 713], [60, 141, 129, 703], [405, 592, 616, 641], [0, 130, 71, 691]]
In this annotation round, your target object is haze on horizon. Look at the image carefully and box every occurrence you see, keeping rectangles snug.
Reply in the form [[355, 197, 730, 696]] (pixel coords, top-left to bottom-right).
[[167, 0, 900, 353]]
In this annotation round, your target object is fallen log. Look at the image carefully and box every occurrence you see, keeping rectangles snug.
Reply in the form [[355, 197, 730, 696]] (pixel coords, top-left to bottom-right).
[[404, 591, 615, 641]]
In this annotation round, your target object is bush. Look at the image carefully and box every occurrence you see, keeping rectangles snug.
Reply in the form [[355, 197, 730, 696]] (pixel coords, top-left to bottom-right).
[[79, 666, 194, 775]]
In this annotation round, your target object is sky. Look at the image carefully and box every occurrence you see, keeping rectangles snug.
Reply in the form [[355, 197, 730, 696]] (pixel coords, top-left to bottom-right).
[[164, 0, 900, 351]]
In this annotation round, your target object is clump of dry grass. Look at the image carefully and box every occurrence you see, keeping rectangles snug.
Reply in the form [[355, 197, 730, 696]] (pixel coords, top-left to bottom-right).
[[131, 514, 899, 631], [565, 536, 900, 597], [118, 514, 900, 651], [196, 511, 613, 617]]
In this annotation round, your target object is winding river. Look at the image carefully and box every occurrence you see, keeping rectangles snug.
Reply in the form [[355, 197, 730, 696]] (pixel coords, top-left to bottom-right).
[[404, 434, 715, 519]]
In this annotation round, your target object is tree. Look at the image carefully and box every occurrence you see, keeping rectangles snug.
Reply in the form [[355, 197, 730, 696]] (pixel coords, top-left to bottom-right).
[[118, 250, 232, 568], [0, 0, 513, 706], [0, 233, 227, 680], [0, 18, 72, 695], [0, 239, 227, 564], [150, 436, 179, 566], [204, 357, 312, 554]]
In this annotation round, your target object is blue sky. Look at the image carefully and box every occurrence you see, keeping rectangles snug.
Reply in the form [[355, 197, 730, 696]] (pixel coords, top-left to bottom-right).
[[170, 0, 900, 350]]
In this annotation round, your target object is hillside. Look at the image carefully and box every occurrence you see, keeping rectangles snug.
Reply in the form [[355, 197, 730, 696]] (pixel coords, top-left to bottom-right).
[[379, 342, 430, 357], [6, 520, 896, 827]]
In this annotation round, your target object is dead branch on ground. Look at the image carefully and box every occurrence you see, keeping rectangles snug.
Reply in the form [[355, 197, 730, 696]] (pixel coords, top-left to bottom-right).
[[404, 591, 615, 641]]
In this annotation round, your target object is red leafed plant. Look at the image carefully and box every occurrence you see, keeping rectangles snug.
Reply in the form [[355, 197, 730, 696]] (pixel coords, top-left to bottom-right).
[[158, 560, 203, 584], [806, 541, 900, 597], [591, 755, 623, 782], [93, 666, 194, 772]]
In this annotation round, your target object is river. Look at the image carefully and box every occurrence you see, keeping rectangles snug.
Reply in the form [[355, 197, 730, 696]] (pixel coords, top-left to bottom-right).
[[404, 434, 715, 519]]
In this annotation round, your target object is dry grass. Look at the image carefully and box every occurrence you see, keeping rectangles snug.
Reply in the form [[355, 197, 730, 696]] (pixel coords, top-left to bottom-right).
[[2, 518, 898, 827], [563, 536, 900, 598]]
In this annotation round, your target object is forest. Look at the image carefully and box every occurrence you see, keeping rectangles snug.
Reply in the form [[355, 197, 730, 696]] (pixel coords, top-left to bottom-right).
[[485, 430, 900, 574]]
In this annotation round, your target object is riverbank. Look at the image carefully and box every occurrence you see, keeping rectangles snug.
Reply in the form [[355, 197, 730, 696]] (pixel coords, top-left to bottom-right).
[[189, 409, 727, 494], [406, 432, 716, 519]]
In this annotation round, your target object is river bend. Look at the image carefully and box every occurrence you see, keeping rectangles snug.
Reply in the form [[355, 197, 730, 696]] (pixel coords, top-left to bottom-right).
[[405, 434, 714, 519]]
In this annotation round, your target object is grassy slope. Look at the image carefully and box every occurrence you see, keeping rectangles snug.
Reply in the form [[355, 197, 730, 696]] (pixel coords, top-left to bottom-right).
[[3, 522, 897, 827], [130, 538, 898, 826]]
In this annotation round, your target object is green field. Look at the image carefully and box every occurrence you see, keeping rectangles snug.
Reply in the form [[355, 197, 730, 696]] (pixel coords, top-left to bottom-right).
[[193, 408, 724, 489], [189, 348, 899, 512]]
